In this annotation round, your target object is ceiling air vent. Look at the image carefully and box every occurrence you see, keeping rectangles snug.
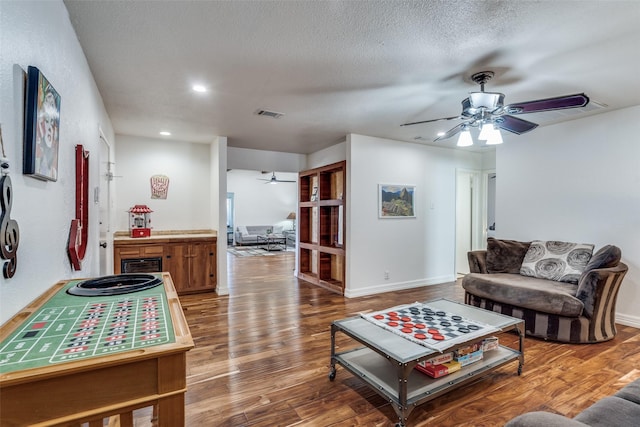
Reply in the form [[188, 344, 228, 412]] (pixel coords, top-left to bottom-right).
[[255, 109, 284, 119]]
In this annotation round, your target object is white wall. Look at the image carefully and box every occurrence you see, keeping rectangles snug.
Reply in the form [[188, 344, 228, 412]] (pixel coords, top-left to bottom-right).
[[0, 0, 114, 324], [114, 135, 211, 231], [227, 169, 298, 230], [345, 134, 485, 297], [307, 140, 346, 169], [228, 146, 306, 172], [497, 105, 640, 326]]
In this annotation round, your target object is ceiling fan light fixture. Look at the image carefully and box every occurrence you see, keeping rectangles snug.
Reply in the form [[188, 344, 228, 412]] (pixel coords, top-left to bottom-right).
[[478, 122, 493, 140], [469, 92, 505, 110], [457, 129, 473, 147]]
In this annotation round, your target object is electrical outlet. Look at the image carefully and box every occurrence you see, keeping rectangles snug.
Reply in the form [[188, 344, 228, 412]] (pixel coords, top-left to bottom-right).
[[384, 270, 390, 280]]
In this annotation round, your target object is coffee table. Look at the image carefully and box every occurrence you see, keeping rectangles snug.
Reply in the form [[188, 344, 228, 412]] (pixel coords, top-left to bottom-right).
[[329, 298, 524, 427], [257, 234, 286, 251]]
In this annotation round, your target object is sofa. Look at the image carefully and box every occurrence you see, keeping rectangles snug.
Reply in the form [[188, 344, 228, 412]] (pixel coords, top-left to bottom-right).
[[461, 238, 628, 343], [505, 377, 640, 426], [234, 225, 286, 245]]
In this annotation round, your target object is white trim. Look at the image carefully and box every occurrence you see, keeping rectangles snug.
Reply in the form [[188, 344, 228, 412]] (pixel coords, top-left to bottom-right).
[[344, 275, 456, 298], [616, 313, 640, 329]]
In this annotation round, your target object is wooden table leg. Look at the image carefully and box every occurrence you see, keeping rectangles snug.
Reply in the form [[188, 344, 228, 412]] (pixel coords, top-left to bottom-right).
[[157, 394, 185, 426]]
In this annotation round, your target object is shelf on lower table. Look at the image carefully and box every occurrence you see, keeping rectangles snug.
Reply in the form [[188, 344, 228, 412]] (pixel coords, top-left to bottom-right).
[[334, 345, 520, 406]]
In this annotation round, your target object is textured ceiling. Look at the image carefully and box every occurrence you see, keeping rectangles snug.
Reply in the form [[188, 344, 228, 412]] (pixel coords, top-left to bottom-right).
[[64, 0, 640, 154]]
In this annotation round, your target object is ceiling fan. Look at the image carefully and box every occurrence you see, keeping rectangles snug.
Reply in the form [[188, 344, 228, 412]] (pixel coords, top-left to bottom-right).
[[401, 71, 589, 142], [257, 172, 296, 184]]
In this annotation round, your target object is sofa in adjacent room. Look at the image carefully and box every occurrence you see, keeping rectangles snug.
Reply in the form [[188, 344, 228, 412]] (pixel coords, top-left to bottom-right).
[[234, 225, 285, 245], [505, 377, 640, 426], [461, 238, 628, 343]]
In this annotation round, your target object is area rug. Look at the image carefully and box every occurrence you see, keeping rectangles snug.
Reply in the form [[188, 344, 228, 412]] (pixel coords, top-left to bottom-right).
[[227, 246, 294, 257]]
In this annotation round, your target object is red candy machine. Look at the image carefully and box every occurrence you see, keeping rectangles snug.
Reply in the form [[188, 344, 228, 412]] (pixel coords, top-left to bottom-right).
[[128, 204, 153, 238]]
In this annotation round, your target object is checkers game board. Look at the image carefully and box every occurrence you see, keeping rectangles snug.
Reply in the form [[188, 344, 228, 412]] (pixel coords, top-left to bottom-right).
[[0, 276, 175, 374], [361, 302, 498, 351]]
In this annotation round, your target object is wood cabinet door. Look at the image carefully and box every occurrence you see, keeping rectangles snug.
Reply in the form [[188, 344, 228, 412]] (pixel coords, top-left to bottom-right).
[[188, 242, 216, 292], [164, 243, 190, 292]]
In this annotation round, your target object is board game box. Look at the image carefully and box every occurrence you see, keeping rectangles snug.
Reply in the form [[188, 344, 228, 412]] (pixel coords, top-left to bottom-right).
[[360, 302, 499, 352]]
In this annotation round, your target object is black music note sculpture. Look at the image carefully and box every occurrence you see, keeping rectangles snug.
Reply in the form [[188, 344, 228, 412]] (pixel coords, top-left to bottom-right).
[[0, 173, 19, 278]]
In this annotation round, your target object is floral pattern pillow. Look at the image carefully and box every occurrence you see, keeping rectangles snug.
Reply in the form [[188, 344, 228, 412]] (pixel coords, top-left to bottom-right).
[[520, 240, 594, 284]]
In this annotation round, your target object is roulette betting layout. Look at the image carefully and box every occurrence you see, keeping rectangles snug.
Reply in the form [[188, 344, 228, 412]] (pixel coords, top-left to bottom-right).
[[0, 274, 174, 374]]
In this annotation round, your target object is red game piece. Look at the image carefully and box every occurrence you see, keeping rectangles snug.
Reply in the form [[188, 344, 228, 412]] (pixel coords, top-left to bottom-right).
[[401, 316, 412, 322], [373, 314, 385, 320], [415, 324, 426, 329], [428, 328, 439, 334], [433, 334, 445, 340], [388, 312, 397, 316], [403, 322, 414, 328], [401, 327, 413, 333], [387, 321, 398, 327], [414, 333, 427, 340]]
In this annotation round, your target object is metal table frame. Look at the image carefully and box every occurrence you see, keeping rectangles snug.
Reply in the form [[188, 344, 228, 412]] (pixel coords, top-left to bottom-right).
[[257, 234, 286, 251], [329, 298, 524, 427]]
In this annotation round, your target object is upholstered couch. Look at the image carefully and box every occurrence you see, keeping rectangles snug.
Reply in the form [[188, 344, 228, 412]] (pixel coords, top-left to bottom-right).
[[462, 238, 628, 343], [234, 225, 286, 245], [505, 377, 640, 426]]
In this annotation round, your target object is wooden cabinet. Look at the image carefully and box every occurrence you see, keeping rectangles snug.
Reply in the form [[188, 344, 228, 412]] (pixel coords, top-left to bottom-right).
[[114, 233, 217, 295], [163, 241, 216, 294], [298, 161, 346, 294]]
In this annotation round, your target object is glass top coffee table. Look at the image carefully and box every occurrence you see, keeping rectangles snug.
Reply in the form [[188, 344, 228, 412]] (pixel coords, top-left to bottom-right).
[[329, 298, 524, 427]]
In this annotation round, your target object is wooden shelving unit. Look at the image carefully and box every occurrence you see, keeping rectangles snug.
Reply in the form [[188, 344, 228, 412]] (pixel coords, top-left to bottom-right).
[[298, 161, 346, 294]]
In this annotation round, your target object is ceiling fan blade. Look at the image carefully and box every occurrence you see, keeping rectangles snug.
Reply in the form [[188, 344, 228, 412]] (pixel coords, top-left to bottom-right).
[[401, 116, 461, 127], [505, 93, 589, 114], [434, 122, 466, 141], [494, 115, 538, 135]]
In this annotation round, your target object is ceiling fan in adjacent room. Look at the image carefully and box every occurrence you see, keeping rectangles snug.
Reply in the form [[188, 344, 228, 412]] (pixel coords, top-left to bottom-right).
[[257, 172, 296, 184], [401, 71, 589, 146]]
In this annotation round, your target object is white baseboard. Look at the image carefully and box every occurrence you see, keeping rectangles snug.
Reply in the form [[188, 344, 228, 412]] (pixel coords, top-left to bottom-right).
[[616, 313, 640, 329], [344, 275, 456, 298]]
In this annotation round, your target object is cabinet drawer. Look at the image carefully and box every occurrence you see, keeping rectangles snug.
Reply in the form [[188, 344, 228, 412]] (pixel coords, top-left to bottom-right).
[[116, 248, 143, 258], [142, 246, 164, 256]]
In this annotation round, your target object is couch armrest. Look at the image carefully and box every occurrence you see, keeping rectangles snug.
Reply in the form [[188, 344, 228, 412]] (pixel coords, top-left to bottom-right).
[[467, 250, 488, 274], [505, 411, 589, 427], [576, 262, 628, 318]]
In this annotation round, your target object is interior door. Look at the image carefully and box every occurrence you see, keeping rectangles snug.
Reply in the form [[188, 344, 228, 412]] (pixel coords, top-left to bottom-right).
[[98, 134, 111, 276], [455, 169, 482, 276]]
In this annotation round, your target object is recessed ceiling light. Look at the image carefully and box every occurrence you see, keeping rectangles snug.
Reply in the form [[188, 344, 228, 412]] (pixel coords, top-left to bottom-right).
[[192, 85, 207, 93], [437, 131, 446, 137], [159, 131, 171, 136]]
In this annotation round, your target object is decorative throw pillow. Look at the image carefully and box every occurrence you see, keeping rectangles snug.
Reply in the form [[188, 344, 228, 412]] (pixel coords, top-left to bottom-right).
[[583, 245, 621, 272], [485, 238, 531, 274], [520, 240, 594, 284]]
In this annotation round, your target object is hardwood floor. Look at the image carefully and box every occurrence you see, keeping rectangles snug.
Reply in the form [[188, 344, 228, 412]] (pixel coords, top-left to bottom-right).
[[153, 252, 639, 426]]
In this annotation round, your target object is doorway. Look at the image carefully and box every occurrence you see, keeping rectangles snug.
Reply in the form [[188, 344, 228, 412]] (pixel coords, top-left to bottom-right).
[[226, 192, 235, 245], [98, 130, 113, 276], [455, 169, 482, 276]]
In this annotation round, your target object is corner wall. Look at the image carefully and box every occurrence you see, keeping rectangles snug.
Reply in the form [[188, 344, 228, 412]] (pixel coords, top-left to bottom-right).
[[114, 135, 212, 231], [345, 134, 485, 297], [0, 1, 114, 324], [497, 105, 640, 326]]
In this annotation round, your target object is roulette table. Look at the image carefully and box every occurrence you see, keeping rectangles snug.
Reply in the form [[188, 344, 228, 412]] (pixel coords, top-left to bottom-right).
[[0, 272, 194, 426]]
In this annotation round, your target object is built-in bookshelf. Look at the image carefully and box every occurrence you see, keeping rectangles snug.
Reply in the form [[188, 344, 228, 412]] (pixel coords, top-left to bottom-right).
[[298, 161, 346, 294]]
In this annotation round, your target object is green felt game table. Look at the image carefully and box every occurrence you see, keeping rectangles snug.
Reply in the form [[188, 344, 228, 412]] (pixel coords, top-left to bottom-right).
[[0, 272, 194, 426]]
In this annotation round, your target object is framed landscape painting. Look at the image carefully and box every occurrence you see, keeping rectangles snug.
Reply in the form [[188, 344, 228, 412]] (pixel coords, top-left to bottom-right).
[[379, 184, 415, 218], [23, 66, 61, 181]]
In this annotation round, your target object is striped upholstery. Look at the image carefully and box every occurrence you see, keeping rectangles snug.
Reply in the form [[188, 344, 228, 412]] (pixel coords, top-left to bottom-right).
[[464, 255, 627, 343]]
